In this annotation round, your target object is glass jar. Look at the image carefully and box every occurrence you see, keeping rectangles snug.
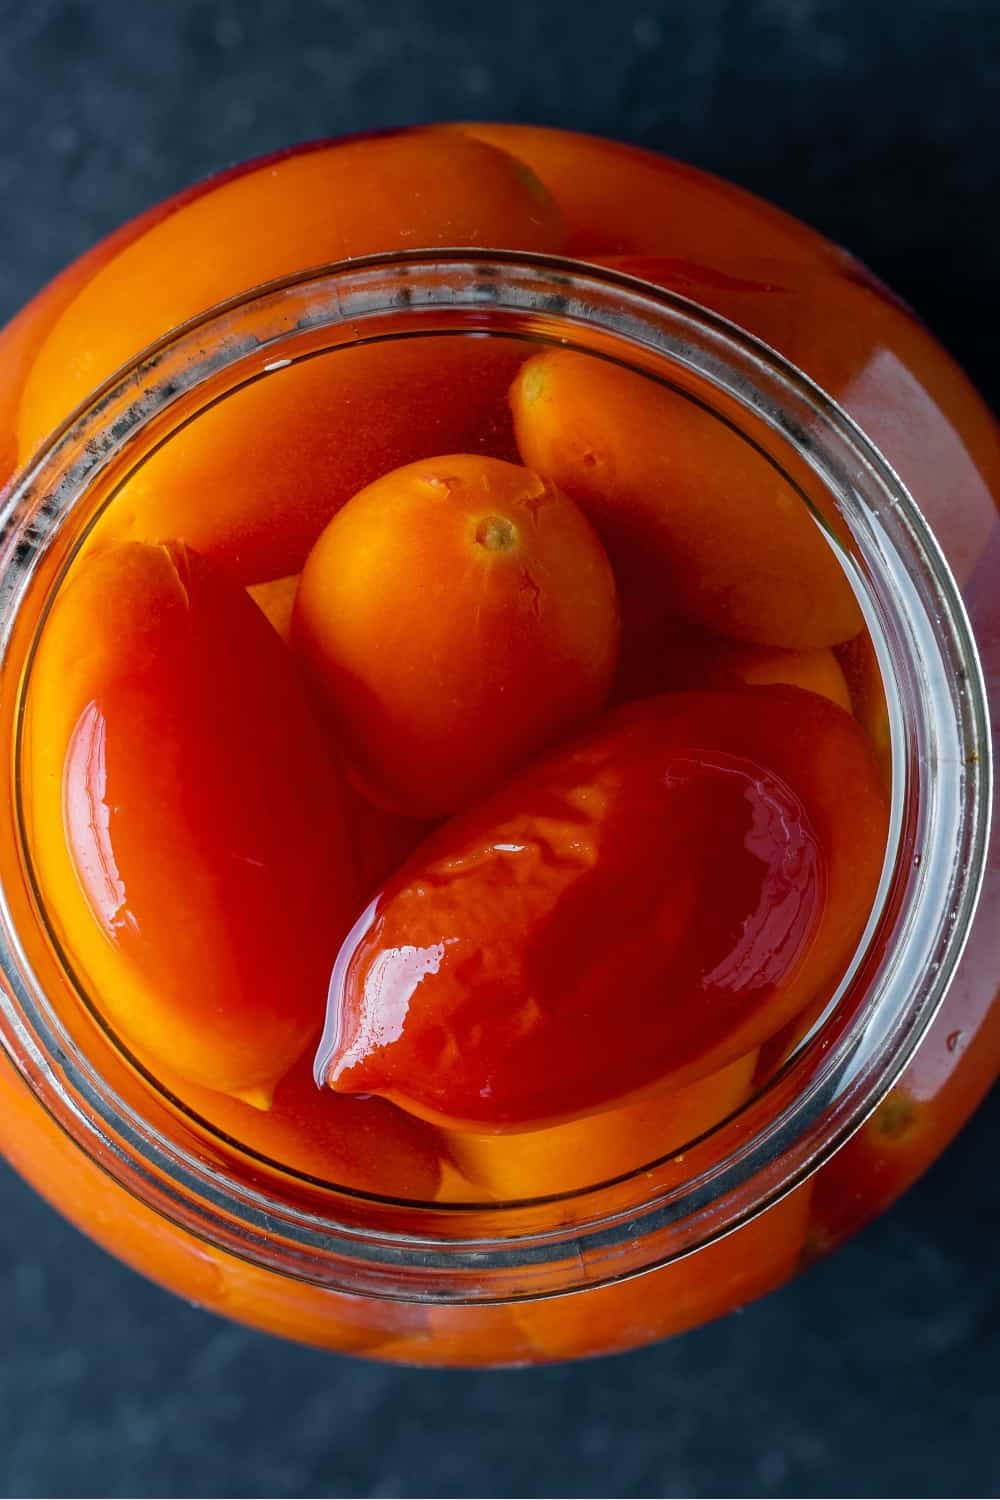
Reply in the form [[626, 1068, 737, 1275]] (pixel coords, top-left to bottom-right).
[[0, 127, 996, 1366]]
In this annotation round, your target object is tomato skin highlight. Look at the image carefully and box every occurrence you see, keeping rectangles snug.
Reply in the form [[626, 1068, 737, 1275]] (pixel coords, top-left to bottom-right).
[[24, 540, 360, 1104], [318, 686, 887, 1131]]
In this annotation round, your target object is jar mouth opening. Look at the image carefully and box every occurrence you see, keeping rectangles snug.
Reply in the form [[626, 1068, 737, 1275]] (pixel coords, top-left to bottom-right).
[[0, 250, 990, 1300]]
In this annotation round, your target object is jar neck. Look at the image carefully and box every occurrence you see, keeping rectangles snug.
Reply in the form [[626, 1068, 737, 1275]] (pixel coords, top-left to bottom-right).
[[0, 252, 990, 1303]]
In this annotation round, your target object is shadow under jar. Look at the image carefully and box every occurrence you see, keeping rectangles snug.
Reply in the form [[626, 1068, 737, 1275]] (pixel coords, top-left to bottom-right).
[[0, 127, 996, 1367]]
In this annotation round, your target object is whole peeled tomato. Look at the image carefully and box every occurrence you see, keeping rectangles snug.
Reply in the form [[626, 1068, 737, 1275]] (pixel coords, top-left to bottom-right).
[[86, 336, 529, 586], [446, 1050, 758, 1200], [294, 453, 620, 818], [18, 128, 563, 463], [510, 348, 862, 649], [317, 686, 888, 1130], [0, 151, 231, 488], [456, 124, 836, 267], [155, 1047, 444, 1200], [600, 252, 1000, 593], [23, 541, 359, 1106]]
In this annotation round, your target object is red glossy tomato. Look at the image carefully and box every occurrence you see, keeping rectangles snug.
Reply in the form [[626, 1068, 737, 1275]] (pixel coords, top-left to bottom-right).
[[319, 686, 888, 1130], [24, 541, 360, 1105]]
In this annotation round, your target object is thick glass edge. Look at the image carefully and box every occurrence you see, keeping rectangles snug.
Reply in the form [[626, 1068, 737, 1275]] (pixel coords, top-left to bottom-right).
[[0, 250, 990, 1302]]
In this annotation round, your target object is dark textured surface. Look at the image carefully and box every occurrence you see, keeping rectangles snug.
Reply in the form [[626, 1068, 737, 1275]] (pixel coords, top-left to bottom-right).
[[1, 2, 998, 1496]]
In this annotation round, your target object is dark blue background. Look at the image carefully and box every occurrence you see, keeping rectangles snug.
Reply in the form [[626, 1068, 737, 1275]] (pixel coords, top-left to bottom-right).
[[1, 2, 998, 1495]]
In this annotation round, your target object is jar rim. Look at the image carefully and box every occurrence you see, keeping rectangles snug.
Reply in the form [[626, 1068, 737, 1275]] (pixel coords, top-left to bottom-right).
[[0, 249, 991, 1302]]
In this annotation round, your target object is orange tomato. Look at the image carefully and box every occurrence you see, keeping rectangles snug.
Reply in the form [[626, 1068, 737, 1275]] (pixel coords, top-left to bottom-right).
[[445, 1051, 758, 1200], [808, 950, 1000, 1251], [0, 158, 218, 487], [294, 454, 620, 818], [245, 571, 434, 889], [601, 253, 1000, 591], [456, 124, 836, 266], [87, 337, 528, 585], [18, 128, 563, 462], [510, 349, 862, 648], [23, 541, 359, 1105], [1, 143, 367, 485], [319, 687, 887, 1130], [515, 1181, 813, 1360], [157, 1046, 443, 1199], [0, 1049, 432, 1359], [0, 284, 94, 487], [726, 643, 851, 707]]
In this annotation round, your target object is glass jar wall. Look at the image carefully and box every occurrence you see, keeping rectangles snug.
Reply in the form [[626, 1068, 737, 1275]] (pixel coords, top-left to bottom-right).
[[0, 127, 995, 1365]]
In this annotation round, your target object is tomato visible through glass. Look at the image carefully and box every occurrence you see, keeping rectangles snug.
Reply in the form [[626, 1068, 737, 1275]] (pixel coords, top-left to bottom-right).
[[15, 125, 891, 1226]]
